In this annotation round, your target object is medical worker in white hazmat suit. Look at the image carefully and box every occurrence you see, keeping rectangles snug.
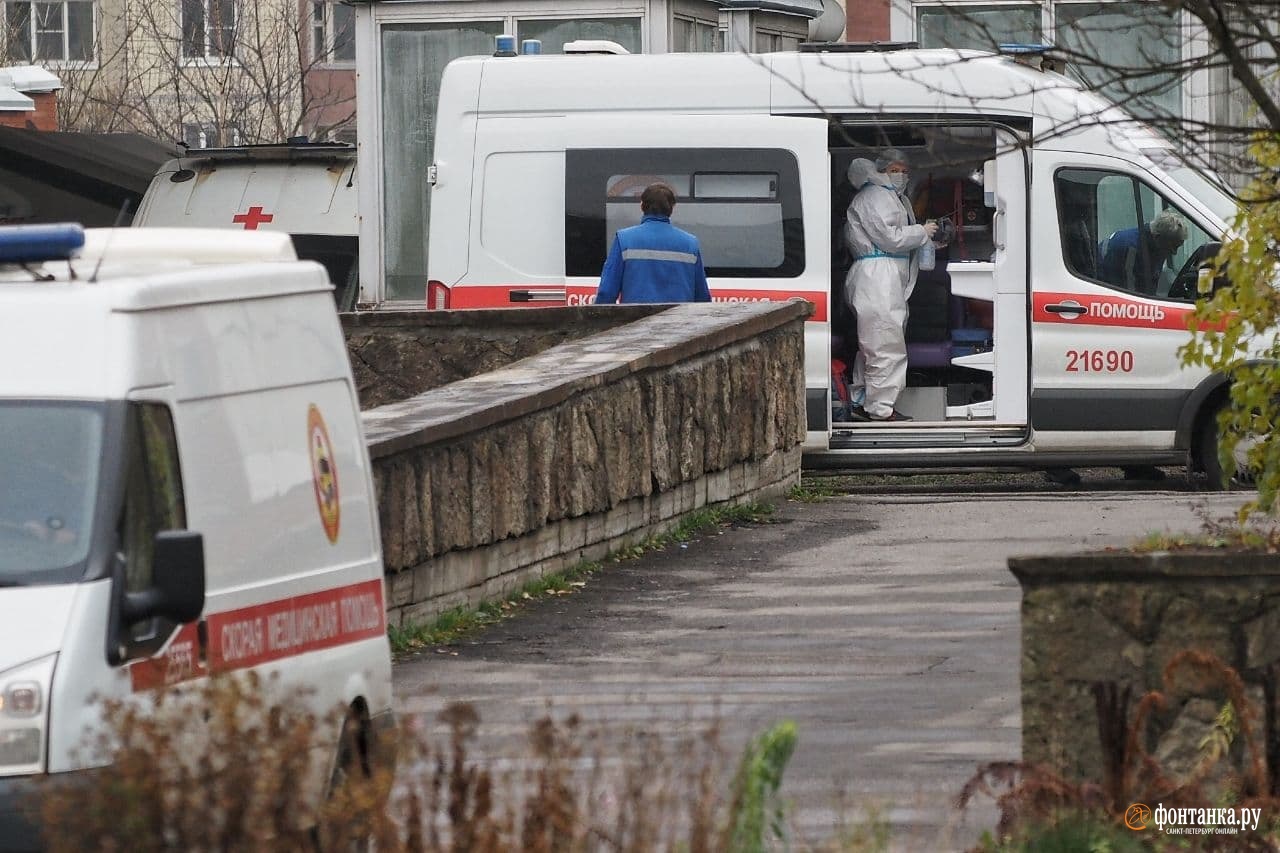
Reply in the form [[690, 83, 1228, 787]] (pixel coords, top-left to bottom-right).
[[843, 149, 937, 421]]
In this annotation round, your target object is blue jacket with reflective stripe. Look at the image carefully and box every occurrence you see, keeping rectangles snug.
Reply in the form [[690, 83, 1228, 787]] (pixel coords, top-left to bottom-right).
[[595, 215, 712, 304]]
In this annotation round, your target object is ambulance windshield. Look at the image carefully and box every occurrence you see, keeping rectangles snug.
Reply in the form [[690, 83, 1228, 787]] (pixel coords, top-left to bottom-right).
[[0, 402, 102, 582]]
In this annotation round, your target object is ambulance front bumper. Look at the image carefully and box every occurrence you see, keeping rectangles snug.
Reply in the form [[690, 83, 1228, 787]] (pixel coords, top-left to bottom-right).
[[0, 774, 42, 852]]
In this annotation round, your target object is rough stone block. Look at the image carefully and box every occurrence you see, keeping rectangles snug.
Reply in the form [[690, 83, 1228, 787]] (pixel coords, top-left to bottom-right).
[[429, 446, 472, 553], [491, 424, 531, 540], [469, 434, 495, 546], [415, 458, 435, 559], [1244, 603, 1280, 671], [528, 412, 556, 524]]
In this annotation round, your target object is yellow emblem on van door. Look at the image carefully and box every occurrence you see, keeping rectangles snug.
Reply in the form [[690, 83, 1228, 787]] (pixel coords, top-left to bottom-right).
[[308, 404, 340, 543]]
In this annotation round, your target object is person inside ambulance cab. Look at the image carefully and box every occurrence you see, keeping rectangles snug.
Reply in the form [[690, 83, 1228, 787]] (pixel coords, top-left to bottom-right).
[[595, 182, 712, 305], [1098, 209, 1189, 296]]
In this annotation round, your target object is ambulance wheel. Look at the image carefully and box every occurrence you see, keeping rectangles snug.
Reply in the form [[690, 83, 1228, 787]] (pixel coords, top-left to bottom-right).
[[325, 706, 379, 851], [332, 706, 372, 791], [1197, 401, 1257, 490]]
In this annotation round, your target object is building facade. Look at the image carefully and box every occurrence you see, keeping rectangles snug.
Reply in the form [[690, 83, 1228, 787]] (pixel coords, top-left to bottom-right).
[[0, 0, 354, 144], [846, 0, 1243, 175]]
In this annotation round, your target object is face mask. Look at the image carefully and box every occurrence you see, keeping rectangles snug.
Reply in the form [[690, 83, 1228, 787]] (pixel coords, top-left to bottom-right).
[[888, 173, 908, 192]]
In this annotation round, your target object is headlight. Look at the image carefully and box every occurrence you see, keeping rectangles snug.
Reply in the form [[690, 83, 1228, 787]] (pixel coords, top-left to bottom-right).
[[0, 656, 55, 776], [0, 682, 42, 717]]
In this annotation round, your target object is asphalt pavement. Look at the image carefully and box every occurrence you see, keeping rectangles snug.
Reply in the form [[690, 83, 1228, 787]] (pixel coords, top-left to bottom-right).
[[393, 470, 1254, 850]]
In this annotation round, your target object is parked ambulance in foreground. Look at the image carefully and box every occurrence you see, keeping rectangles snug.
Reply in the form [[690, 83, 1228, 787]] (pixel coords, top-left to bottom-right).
[[425, 43, 1249, 484], [0, 224, 392, 849]]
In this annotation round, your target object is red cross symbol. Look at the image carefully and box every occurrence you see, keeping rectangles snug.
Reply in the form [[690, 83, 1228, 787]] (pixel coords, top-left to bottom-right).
[[232, 206, 274, 230]]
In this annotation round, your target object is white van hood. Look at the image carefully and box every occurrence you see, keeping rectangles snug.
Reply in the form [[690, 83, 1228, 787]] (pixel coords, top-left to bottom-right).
[[0, 585, 75, 672]]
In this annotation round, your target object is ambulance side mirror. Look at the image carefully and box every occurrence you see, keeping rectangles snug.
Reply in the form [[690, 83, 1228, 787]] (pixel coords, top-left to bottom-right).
[[120, 530, 206, 626]]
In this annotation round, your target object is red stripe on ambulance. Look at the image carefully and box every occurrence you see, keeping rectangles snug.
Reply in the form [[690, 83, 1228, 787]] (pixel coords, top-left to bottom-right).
[[447, 284, 828, 322], [1032, 291, 1196, 331], [129, 578, 385, 691]]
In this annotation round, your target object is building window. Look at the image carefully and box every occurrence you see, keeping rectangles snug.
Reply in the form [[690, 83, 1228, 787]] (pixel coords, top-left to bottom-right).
[[914, 2, 1181, 121], [916, 4, 1041, 50], [4, 0, 94, 62], [181, 0, 235, 60], [1055, 2, 1180, 120], [380, 20, 505, 301], [312, 0, 353, 64], [755, 29, 800, 52], [182, 122, 239, 148], [672, 15, 721, 52], [515, 17, 641, 53]]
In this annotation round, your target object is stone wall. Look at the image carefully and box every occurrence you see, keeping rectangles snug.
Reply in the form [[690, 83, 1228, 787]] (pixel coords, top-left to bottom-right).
[[343, 305, 662, 408], [361, 301, 811, 627], [1009, 552, 1280, 789]]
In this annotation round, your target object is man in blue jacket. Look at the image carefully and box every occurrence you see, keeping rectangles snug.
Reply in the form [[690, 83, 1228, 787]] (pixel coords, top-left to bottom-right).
[[595, 183, 712, 304]]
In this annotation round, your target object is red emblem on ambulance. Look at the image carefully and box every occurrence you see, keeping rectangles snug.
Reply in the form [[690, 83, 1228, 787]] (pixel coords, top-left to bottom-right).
[[308, 405, 340, 543], [232, 206, 274, 230]]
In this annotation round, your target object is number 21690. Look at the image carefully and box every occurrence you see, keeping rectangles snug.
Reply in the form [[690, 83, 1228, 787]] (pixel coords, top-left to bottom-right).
[[1066, 349, 1134, 372]]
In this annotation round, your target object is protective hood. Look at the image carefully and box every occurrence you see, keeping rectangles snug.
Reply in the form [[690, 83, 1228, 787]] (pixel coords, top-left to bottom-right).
[[847, 158, 892, 191], [0, 585, 75, 672]]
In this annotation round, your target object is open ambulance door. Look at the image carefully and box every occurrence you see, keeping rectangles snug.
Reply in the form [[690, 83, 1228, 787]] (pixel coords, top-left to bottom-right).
[[828, 123, 1029, 454]]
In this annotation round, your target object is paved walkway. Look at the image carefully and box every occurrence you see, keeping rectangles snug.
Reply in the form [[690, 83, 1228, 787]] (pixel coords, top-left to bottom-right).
[[393, 481, 1251, 850]]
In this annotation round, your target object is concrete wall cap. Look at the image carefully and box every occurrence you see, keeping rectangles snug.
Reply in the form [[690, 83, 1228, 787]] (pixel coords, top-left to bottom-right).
[[361, 300, 810, 459], [1008, 550, 1280, 584]]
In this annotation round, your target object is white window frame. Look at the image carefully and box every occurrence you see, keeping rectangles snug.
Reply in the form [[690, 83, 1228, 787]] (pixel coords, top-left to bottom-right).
[[311, 0, 354, 66], [671, 13, 722, 52], [180, 0, 237, 63], [512, 13, 645, 54], [3, 0, 96, 65]]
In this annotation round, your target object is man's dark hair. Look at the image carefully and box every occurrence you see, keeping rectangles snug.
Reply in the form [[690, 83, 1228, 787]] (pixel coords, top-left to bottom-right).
[[640, 183, 676, 216]]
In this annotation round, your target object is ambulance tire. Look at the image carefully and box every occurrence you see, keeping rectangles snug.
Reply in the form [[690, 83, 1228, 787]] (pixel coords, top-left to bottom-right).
[[327, 706, 379, 850], [1197, 401, 1256, 491]]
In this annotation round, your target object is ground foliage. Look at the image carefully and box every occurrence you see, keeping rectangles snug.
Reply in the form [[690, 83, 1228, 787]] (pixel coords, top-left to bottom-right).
[[35, 673, 893, 851], [961, 650, 1280, 851]]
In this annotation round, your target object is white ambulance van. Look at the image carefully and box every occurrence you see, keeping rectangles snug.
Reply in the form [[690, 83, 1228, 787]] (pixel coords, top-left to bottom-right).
[[424, 44, 1248, 484], [0, 223, 392, 850], [133, 141, 361, 310]]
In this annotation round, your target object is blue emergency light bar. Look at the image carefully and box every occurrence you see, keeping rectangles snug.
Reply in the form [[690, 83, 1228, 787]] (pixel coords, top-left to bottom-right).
[[0, 223, 85, 264], [998, 43, 1054, 56]]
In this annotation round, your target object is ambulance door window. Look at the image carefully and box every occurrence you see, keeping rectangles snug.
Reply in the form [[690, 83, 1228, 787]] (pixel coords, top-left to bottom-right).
[[118, 403, 187, 648], [1055, 168, 1216, 301], [565, 148, 803, 278]]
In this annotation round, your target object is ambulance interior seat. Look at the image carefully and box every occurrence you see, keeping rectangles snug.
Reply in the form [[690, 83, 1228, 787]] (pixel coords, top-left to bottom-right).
[[905, 247, 993, 369], [906, 262, 953, 368]]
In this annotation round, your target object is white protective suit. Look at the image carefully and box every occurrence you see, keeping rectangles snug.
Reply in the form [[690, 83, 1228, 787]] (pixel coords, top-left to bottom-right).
[[843, 158, 931, 419]]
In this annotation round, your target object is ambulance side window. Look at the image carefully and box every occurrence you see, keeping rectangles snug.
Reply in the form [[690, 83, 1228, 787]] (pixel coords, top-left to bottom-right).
[[119, 403, 187, 599], [1056, 168, 1216, 302], [565, 148, 804, 278]]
